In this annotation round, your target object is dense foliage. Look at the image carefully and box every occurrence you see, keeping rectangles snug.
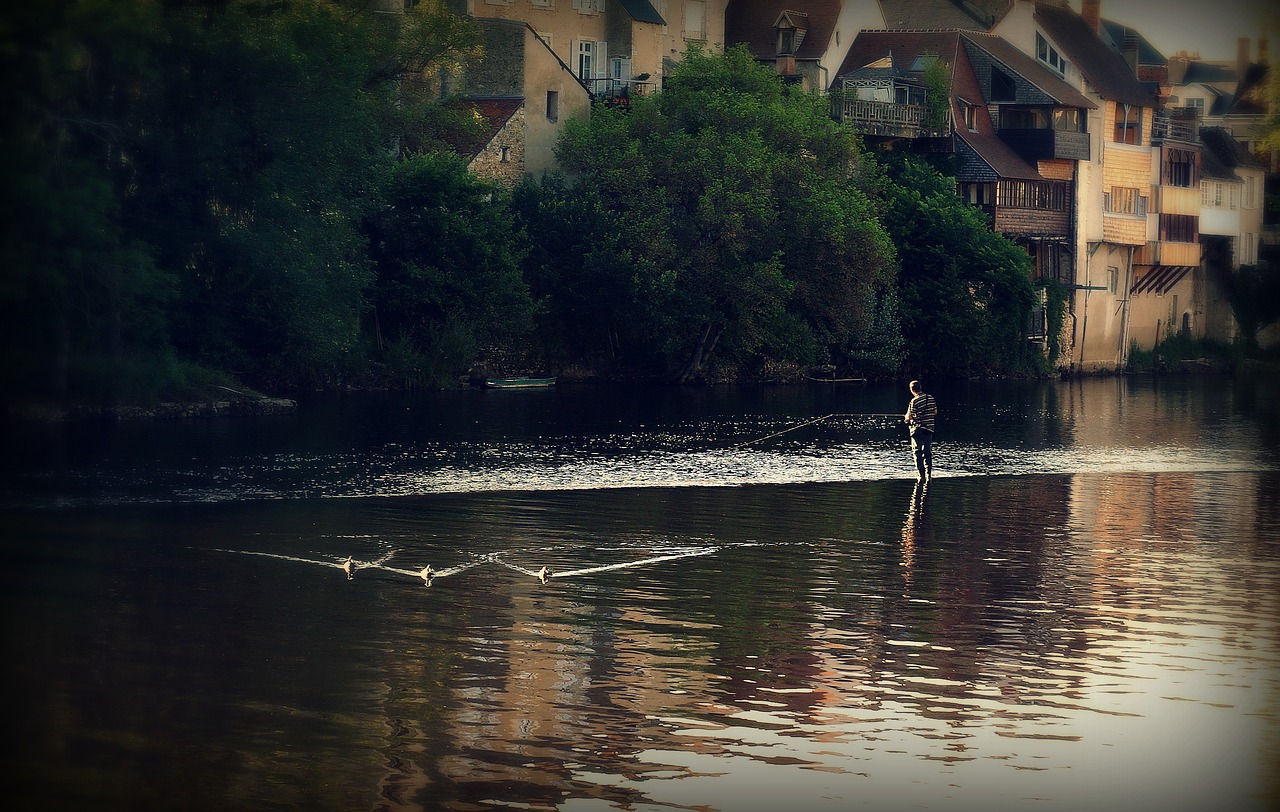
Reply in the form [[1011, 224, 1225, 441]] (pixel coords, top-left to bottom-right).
[[2, 7, 1050, 404], [1, 0, 481, 400], [550, 46, 900, 381], [874, 153, 1040, 376]]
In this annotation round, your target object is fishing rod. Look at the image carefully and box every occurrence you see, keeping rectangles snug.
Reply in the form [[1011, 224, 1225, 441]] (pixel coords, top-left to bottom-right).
[[729, 411, 905, 449]]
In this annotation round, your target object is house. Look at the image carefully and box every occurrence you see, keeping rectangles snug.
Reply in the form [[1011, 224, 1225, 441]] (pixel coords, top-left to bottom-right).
[[457, 0, 729, 101], [449, 17, 594, 181], [834, 27, 1093, 348], [723, 0, 884, 91], [1167, 37, 1271, 159], [1198, 126, 1266, 341], [990, 0, 1160, 371]]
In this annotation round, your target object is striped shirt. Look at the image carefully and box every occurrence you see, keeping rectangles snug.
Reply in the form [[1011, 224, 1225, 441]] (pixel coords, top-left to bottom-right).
[[905, 393, 937, 434]]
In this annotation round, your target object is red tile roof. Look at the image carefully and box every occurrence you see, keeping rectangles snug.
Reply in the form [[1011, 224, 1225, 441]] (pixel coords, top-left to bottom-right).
[[442, 97, 523, 160]]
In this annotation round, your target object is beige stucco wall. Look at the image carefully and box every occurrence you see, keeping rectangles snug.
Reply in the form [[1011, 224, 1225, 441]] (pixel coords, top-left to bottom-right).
[[1127, 277, 1200, 349], [522, 26, 592, 178], [1073, 243, 1134, 371]]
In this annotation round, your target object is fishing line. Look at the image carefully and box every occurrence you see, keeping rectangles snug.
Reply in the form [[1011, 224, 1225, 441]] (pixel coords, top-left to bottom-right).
[[729, 412, 904, 449]]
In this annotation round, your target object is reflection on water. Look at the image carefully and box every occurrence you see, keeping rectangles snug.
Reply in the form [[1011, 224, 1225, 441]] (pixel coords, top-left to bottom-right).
[[1, 377, 1273, 508], [2, 376, 1279, 811]]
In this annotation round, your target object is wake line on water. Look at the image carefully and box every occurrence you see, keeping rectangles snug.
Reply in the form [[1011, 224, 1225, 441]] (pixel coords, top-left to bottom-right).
[[13, 442, 1270, 509], [206, 545, 722, 586]]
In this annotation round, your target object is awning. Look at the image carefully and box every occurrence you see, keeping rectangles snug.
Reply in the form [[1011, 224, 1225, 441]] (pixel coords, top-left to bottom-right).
[[1130, 265, 1194, 295]]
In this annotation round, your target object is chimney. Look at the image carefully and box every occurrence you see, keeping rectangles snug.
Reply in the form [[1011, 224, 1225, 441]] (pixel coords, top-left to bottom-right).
[[1082, 0, 1101, 35], [1167, 55, 1190, 85], [1237, 37, 1250, 80]]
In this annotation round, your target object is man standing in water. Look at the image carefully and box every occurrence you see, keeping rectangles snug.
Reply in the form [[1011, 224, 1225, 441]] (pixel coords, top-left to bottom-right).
[[904, 380, 937, 481]]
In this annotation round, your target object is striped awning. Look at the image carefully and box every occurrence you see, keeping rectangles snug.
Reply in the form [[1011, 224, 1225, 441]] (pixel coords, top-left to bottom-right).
[[1130, 265, 1194, 295]]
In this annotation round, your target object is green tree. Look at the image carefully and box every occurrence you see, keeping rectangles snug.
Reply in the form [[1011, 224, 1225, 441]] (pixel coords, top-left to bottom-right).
[[876, 153, 1037, 376], [365, 153, 532, 387], [1, 0, 482, 400], [555, 45, 897, 381]]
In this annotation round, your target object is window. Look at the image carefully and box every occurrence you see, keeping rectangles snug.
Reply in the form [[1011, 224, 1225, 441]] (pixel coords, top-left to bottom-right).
[[499, 146, 510, 163], [998, 180, 1067, 210], [1183, 98, 1204, 115], [1108, 266, 1119, 294], [960, 182, 992, 206], [991, 67, 1015, 102], [573, 0, 601, 12], [1000, 107, 1047, 130], [546, 90, 558, 122], [1242, 233, 1257, 264], [779, 28, 796, 55], [1036, 32, 1068, 75], [962, 102, 978, 131], [684, 0, 706, 40], [1105, 186, 1146, 216], [576, 40, 605, 81], [1052, 108, 1083, 132], [1165, 148, 1195, 188], [1244, 176, 1257, 208], [530, 0, 553, 6], [1113, 102, 1142, 144], [1160, 214, 1197, 243]]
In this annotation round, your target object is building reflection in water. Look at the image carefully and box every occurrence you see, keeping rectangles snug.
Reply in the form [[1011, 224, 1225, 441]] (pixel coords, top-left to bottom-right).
[[362, 472, 1277, 810]]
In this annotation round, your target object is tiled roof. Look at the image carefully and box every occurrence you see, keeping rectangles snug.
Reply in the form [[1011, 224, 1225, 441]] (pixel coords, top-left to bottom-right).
[[724, 0, 844, 61], [1198, 142, 1235, 181], [1033, 2, 1153, 107], [956, 128, 1043, 180], [616, 0, 666, 26], [442, 97, 523, 159], [1180, 60, 1236, 86], [962, 31, 1096, 109], [1230, 63, 1269, 115], [877, 0, 1004, 30], [1199, 126, 1263, 171], [1098, 19, 1165, 67], [836, 29, 962, 81]]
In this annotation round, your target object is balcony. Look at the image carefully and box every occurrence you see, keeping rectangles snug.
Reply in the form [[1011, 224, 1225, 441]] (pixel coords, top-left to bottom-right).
[[836, 98, 948, 138], [586, 78, 657, 108], [1153, 185, 1200, 216], [1134, 239, 1201, 267], [998, 128, 1090, 162], [1152, 113, 1199, 144]]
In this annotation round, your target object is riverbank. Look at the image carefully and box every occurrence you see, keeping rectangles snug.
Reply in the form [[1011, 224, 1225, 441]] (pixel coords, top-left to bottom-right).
[[8, 395, 297, 423]]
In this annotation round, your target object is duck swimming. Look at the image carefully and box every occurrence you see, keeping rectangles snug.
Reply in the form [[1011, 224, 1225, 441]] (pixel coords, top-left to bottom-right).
[[419, 565, 435, 584], [342, 557, 355, 579]]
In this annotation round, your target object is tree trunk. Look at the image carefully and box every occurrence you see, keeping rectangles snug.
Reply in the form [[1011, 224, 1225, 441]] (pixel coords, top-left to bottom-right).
[[677, 322, 721, 383]]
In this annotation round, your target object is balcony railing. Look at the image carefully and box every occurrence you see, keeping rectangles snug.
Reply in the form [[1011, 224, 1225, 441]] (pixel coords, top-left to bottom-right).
[[998, 128, 1090, 162], [1152, 113, 1198, 143], [836, 98, 949, 136], [586, 78, 656, 106]]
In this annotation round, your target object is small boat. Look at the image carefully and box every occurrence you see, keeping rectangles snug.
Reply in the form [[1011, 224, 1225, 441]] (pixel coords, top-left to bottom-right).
[[483, 376, 557, 389]]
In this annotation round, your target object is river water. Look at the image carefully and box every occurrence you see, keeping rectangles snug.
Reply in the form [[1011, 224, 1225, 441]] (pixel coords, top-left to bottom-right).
[[2, 376, 1278, 811]]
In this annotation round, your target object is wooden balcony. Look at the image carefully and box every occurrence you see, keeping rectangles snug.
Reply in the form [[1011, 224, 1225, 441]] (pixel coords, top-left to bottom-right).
[[997, 128, 1090, 162], [837, 98, 948, 138], [993, 206, 1070, 238], [1134, 239, 1201, 266], [1154, 185, 1200, 216]]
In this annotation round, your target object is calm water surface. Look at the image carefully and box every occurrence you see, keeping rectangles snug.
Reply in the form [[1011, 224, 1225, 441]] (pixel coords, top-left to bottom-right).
[[2, 376, 1278, 811]]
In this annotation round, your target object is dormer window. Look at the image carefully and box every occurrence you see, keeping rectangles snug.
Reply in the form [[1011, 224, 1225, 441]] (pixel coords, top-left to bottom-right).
[[773, 11, 808, 56]]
